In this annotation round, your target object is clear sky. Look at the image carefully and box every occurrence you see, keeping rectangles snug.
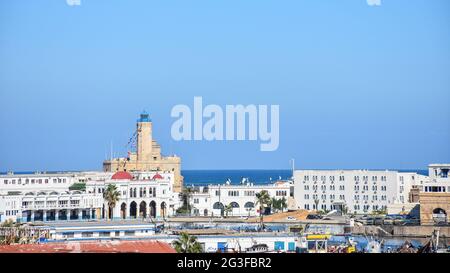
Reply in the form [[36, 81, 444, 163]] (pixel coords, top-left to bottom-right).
[[0, 0, 449, 171]]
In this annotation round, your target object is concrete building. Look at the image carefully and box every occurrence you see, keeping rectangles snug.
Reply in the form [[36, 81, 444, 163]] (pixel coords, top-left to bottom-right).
[[85, 171, 178, 219], [293, 164, 450, 215], [0, 170, 178, 223], [0, 172, 106, 223], [293, 169, 429, 214], [418, 164, 450, 225], [189, 181, 292, 217], [103, 112, 183, 192]]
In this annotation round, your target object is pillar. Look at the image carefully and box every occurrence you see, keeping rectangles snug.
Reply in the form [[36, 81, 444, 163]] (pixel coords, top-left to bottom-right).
[[78, 210, 82, 220], [55, 210, 59, 221], [67, 210, 71, 221], [43, 210, 47, 222], [31, 211, 35, 222]]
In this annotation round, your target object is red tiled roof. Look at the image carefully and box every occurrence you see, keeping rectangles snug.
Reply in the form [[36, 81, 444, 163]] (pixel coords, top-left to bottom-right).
[[0, 240, 176, 253], [152, 173, 163, 180], [111, 171, 133, 180]]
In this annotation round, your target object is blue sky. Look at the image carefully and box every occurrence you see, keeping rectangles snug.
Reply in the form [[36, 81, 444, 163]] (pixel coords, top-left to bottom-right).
[[0, 0, 449, 171]]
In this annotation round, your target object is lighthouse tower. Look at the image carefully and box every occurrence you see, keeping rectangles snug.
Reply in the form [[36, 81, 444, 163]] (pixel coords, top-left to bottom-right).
[[136, 111, 152, 161]]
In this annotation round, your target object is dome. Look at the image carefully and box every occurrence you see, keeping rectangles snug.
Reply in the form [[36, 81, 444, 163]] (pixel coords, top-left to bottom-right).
[[152, 173, 163, 180], [111, 171, 133, 180]]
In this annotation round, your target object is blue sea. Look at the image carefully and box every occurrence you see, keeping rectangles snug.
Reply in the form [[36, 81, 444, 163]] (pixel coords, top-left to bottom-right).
[[181, 170, 293, 186], [1, 169, 429, 186], [182, 169, 429, 186]]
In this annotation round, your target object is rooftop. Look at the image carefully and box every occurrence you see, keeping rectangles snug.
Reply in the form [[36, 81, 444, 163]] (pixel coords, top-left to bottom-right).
[[0, 240, 176, 253]]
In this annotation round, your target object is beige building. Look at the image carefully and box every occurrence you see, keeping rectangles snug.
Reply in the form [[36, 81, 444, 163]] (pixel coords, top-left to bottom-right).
[[103, 112, 183, 192], [419, 192, 450, 225]]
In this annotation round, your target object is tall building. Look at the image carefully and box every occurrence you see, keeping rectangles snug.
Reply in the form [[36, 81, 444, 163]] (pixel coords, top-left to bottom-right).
[[293, 169, 429, 214], [103, 112, 183, 192]]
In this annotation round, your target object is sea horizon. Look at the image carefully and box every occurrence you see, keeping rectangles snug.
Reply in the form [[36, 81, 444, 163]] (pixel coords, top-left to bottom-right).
[[0, 169, 429, 186]]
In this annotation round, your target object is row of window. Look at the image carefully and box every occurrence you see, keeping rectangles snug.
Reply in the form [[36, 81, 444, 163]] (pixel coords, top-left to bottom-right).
[[128, 187, 158, 198], [424, 186, 448, 193], [214, 190, 287, 197], [304, 194, 345, 201], [302, 204, 387, 211], [2, 178, 68, 185], [303, 175, 388, 182], [354, 195, 387, 201], [354, 185, 387, 191], [4, 210, 19, 216]]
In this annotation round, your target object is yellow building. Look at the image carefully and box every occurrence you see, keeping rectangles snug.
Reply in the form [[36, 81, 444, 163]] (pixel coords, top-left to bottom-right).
[[103, 112, 183, 192]]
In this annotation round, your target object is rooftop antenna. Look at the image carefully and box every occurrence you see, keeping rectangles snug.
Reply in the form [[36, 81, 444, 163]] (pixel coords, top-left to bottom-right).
[[110, 140, 113, 161], [290, 158, 295, 180]]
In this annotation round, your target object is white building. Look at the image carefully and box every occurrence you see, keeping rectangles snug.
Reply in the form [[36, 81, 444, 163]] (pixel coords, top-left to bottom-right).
[[189, 181, 292, 217], [85, 171, 178, 219], [293, 164, 450, 214], [0, 172, 106, 222], [293, 169, 430, 214], [421, 164, 450, 193], [0, 170, 178, 222]]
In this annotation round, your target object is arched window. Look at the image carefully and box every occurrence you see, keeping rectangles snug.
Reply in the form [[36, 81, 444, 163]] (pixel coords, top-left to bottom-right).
[[230, 202, 240, 208], [213, 202, 224, 210], [244, 202, 254, 208], [432, 208, 447, 223]]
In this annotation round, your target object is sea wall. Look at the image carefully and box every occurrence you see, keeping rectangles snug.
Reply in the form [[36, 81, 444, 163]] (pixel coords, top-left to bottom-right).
[[352, 225, 450, 237]]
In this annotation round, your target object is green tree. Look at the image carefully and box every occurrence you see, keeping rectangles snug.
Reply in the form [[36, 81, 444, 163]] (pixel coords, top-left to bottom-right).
[[69, 183, 86, 191], [178, 187, 194, 216], [271, 198, 280, 213], [279, 197, 288, 212], [224, 204, 233, 218], [103, 184, 120, 220], [172, 232, 203, 253], [255, 190, 271, 229]]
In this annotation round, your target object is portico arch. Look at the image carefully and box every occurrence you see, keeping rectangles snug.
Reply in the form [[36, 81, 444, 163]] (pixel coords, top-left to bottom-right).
[[433, 208, 447, 223], [160, 202, 167, 218], [139, 201, 147, 218], [120, 203, 127, 219], [129, 201, 137, 218], [149, 201, 156, 218]]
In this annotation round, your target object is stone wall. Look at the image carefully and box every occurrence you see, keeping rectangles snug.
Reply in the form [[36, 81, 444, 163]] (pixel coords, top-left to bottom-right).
[[419, 192, 450, 225]]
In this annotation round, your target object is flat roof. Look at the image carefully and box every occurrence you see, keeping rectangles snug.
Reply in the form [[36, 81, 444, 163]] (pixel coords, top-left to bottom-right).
[[0, 240, 176, 253], [31, 220, 154, 228]]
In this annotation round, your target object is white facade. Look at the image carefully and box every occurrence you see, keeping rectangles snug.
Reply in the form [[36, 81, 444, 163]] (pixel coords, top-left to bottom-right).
[[190, 181, 292, 217], [0, 191, 104, 223], [0, 171, 177, 223], [422, 164, 450, 193], [0, 173, 76, 195], [85, 171, 177, 219], [293, 169, 428, 214], [293, 165, 450, 214]]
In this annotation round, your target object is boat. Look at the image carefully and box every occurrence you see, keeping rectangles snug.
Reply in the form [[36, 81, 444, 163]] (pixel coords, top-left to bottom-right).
[[296, 234, 331, 253], [245, 243, 269, 253]]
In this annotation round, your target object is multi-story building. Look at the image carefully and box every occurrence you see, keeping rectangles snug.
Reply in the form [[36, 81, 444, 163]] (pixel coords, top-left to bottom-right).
[[189, 181, 292, 217], [293, 169, 430, 214], [103, 112, 183, 192], [293, 164, 449, 214], [0, 170, 178, 223], [85, 171, 178, 219], [418, 164, 450, 225]]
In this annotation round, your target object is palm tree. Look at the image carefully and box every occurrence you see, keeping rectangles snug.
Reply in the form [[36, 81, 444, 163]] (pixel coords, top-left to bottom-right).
[[103, 184, 120, 220], [255, 190, 271, 230], [279, 197, 288, 212], [271, 197, 280, 213], [179, 187, 194, 216], [224, 204, 233, 218], [172, 232, 203, 253]]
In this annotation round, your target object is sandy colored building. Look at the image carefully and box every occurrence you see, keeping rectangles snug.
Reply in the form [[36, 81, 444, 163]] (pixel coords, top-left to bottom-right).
[[103, 112, 183, 192], [419, 192, 450, 225]]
